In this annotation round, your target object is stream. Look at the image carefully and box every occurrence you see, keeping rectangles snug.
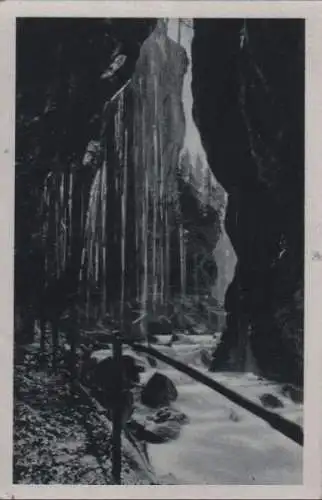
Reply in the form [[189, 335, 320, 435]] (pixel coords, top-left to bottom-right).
[[142, 338, 303, 485]]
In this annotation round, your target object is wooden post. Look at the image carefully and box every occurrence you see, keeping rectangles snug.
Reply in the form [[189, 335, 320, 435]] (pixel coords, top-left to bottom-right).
[[112, 334, 123, 484]]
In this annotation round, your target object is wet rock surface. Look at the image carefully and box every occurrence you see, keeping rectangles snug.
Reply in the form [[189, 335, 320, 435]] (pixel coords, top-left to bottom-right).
[[192, 19, 304, 383], [259, 393, 284, 409], [150, 406, 189, 425], [141, 372, 178, 408]]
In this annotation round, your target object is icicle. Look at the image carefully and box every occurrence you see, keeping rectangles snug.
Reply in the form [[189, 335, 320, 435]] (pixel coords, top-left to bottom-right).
[[115, 90, 124, 168], [120, 129, 128, 328], [63, 175, 68, 271], [95, 240, 99, 284], [80, 247, 86, 282], [55, 177, 60, 278], [101, 161, 107, 245], [101, 246, 107, 315], [140, 193, 147, 329], [140, 76, 148, 338], [164, 192, 170, 309], [45, 185, 50, 278], [60, 172, 64, 201], [68, 171, 73, 257], [85, 169, 101, 270], [152, 76, 158, 313], [114, 114, 119, 160], [142, 166, 149, 332], [59, 172, 65, 271], [159, 126, 165, 307], [101, 159, 107, 317], [179, 222, 186, 300], [119, 91, 124, 161], [134, 144, 140, 304]]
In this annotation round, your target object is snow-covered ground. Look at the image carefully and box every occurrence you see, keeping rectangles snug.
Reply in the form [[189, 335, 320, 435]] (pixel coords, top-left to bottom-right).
[[142, 335, 303, 485]]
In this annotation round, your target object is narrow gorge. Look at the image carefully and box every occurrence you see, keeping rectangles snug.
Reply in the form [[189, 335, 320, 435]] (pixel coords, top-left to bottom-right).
[[14, 17, 304, 485]]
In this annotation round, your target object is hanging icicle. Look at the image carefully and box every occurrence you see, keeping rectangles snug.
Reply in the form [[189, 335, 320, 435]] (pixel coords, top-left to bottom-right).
[[134, 142, 140, 305], [100, 158, 108, 317], [68, 170, 73, 259], [164, 191, 170, 310], [120, 129, 128, 327], [54, 174, 60, 279], [152, 75, 159, 314], [85, 169, 101, 284], [159, 125, 165, 307], [179, 222, 186, 299]]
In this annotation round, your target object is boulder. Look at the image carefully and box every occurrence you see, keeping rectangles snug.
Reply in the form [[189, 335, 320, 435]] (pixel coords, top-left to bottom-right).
[[85, 352, 145, 394], [152, 406, 189, 425], [147, 333, 159, 344], [147, 355, 158, 368], [93, 385, 134, 426], [145, 420, 181, 443], [259, 393, 284, 409], [228, 408, 241, 422], [147, 319, 173, 336], [200, 348, 212, 368], [127, 417, 181, 444], [171, 332, 197, 345], [141, 372, 178, 408], [281, 384, 303, 404]]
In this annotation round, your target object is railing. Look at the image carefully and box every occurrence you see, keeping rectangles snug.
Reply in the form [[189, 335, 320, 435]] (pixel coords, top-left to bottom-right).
[[106, 335, 303, 484]]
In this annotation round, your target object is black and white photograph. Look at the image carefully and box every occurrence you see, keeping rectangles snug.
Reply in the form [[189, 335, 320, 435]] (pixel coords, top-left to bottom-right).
[[12, 12, 306, 487]]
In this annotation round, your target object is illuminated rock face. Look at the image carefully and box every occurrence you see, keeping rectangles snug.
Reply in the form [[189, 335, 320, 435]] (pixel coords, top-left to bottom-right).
[[132, 19, 236, 318], [166, 19, 237, 307], [61, 18, 236, 329]]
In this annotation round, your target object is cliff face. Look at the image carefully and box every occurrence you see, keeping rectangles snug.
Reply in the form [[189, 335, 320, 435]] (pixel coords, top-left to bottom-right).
[[130, 19, 233, 320], [192, 19, 304, 383], [15, 18, 304, 384], [16, 18, 228, 340], [15, 19, 156, 337], [81, 19, 230, 332]]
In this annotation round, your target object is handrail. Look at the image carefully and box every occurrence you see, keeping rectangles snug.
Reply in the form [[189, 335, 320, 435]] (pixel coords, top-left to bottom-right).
[[130, 342, 303, 447]]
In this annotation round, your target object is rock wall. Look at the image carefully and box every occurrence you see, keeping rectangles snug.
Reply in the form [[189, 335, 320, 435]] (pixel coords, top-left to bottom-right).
[[192, 19, 304, 383], [130, 19, 235, 323], [15, 19, 156, 336], [16, 15, 303, 374], [81, 19, 231, 331]]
